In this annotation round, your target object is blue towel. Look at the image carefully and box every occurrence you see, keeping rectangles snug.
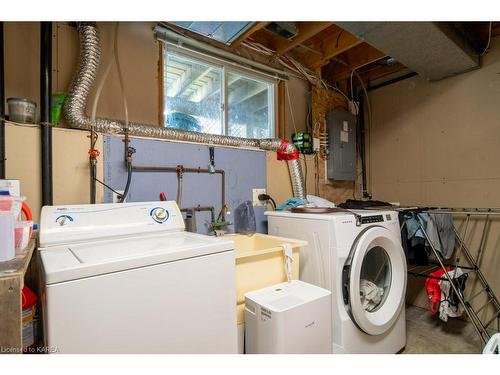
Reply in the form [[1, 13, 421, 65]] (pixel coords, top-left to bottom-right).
[[405, 216, 424, 239], [275, 198, 305, 211]]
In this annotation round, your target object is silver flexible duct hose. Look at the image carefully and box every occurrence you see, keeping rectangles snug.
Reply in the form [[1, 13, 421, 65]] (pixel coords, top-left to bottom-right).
[[64, 23, 305, 199]]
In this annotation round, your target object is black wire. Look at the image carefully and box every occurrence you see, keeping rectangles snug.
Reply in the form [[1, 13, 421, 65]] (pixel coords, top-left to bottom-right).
[[258, 194, 277, 210], [335, 30, 344, 47], [268, 197, 277, 210], [119, 161, 133, 203], [314, 153, 319, 196], [302, 153, 308, 196], [94, 176, 122, 196], [90, 162, 97, 204]]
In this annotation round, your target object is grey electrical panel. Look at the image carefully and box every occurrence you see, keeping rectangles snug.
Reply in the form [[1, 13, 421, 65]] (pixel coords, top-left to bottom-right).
[[326, 110, 357, 181]]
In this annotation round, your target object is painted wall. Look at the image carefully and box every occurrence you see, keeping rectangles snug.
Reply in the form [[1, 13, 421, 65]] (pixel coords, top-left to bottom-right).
[[103, 135, 267, 234], [3, 22, 160, 127], [282, 77, 311, 140], [368, 36, 500, 323], [5, 124, 104, 221]]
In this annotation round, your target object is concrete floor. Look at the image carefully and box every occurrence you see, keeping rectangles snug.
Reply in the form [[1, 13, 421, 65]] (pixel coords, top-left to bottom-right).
[[403, 305, 483, 354]]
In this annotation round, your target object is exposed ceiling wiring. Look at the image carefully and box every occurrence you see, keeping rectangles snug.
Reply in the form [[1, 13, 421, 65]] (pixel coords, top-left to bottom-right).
[[285, 81, 297, 134], [242, 38, 351, 102], [480, 21, 493, 56], [335, 30, 344, 48], [349, 56, 388, 100]]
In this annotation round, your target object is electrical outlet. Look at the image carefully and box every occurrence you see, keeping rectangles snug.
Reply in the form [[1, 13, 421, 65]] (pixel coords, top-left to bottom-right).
[[112, 190, 125, 203], [252, 188, 266, 207]]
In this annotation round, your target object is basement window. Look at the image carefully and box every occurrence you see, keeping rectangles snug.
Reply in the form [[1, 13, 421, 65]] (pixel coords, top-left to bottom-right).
[[163, 47, 276, 139]]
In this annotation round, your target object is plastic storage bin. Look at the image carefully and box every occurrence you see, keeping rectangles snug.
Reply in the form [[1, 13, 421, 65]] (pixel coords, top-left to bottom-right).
[[7, 97, 37, 124], [15, 220, 33, 253], [0, 195, 25, 218], [0, 212, 15, 261], [225, 233, 307, 353]]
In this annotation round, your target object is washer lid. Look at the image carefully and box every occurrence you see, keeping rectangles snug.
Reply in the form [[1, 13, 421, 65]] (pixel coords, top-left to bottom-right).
[[39, 231, 234, 284]]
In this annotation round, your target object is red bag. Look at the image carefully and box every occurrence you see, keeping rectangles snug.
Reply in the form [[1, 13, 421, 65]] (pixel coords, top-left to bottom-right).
[[425, 267, 451, 314]]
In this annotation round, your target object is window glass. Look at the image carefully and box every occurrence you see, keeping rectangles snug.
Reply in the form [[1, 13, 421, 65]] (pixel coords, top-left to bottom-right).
[[359, 246, 392, 312], [227, 72, 273, 139], [164, 52, 223, 135], [163, 49, 275, 139]]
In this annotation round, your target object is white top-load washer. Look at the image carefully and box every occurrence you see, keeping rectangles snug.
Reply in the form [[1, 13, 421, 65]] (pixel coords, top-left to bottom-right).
[[266, 209, 407, 354], [39, 201, 237, 354]]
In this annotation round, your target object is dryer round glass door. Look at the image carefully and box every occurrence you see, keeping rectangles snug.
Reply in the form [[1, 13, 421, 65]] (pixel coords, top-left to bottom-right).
[[343, 226, 407, 336]]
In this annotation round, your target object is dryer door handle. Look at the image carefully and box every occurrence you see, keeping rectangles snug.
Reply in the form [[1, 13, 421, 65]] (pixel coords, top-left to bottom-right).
[[342, 264, 351, 305]]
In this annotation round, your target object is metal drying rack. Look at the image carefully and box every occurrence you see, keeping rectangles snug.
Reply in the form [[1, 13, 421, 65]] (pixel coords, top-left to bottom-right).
[[400, 207, 500, 346]]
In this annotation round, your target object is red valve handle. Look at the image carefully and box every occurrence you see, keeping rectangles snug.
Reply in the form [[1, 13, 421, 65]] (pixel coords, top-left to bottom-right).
[[277, 139, 300, 161]]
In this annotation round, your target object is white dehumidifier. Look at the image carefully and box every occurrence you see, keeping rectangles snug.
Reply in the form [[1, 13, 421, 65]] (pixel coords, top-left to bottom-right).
[[245, 280, 332, 354]]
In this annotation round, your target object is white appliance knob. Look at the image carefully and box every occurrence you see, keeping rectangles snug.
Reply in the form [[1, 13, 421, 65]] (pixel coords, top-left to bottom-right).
[[154, 208, 167, 221], [57, 216, 68, 226]]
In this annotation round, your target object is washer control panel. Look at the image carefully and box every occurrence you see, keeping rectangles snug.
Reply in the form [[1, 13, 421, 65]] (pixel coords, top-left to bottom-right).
[[40, 201, 184, 247]]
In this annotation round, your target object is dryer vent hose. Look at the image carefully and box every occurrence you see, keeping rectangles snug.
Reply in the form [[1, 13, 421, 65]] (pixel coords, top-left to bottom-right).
[[63, 23, 305, 199]]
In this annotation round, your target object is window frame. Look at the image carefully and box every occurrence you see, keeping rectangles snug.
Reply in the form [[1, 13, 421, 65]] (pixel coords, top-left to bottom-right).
[[161, 44, 278, 139]]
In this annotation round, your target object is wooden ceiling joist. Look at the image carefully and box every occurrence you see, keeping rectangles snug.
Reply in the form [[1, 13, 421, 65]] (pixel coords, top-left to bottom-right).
[[230, 22, 270, 48], [164, 21, 500, 92], [249, 28, 290, 50], [163, 21, 410, 91], [356, 62, 408, 84], [275, 22, 332, 55], [302, 29, 363, 69], [323, 43, 387, 83]]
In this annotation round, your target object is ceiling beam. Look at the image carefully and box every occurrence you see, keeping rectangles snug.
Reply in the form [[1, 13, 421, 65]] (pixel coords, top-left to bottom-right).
[[357, 62, 408, 84], [203, 74, 242, 102], [230, 90, 268, 113], [230, 22, 270, 47], [229, 84, 267, 106], [161, 22, 239, 53], [189, 77, 216, 102], [276, 22, 332, 55], [323, 43, 387, 83], [302, 29, 363, 69], [247, 28, 286, 50], [171, 66, 214, 98], [186, 69, 218, 102]]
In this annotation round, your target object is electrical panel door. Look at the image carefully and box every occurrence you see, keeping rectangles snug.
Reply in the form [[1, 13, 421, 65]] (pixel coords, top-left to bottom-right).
[[326, 110, 356, 181]]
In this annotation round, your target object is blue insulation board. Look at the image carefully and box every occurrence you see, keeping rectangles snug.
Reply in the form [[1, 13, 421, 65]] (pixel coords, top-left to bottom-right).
[[103, 135, 267, 234]]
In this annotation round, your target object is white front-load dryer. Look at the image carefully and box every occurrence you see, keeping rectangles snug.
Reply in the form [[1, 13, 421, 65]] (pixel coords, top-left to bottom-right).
[[266, 209, 406, 354]]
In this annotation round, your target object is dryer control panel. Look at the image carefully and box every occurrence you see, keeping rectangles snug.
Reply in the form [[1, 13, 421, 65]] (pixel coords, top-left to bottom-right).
[[360, 215, 384, 224], [40, 201, 184, 247]]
